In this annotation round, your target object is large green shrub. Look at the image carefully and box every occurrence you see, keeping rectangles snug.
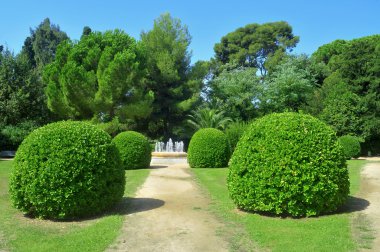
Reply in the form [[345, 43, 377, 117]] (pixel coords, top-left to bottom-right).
[[338, 135, 361, 159], [10, 121, 125, 219], [228, 112, 349, 217], [112, 131, 151, 169], [188, 128, 229, 168]]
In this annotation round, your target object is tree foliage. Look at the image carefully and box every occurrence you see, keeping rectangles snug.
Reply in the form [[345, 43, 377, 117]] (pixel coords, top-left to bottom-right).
[[311, 73, 365, 137], [210, 67, 261, 120], [140, 13, 202, 138], [263, 55, 317, 112], [311, 35, 380, 151], [44, 30, 153, 122], [0, 49, 50, 126], [186, 107, 232, 131], [214, 21, 299, 75], [21, 18, 68, 71]]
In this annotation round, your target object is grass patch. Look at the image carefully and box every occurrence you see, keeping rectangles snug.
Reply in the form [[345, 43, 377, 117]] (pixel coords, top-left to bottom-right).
[[192, 160, 368, 252], [0, 160, 150, 252]]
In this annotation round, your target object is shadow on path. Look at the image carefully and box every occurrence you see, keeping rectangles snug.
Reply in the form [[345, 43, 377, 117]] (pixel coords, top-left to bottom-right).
[[338, 196, 370, 214], [112, 197, 165, 215], [149, 165, 168, 169]]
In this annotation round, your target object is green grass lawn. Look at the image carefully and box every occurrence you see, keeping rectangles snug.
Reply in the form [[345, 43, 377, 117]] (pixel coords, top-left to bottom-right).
[[192, 159, 368, 252], [0, 160, 150, 252]]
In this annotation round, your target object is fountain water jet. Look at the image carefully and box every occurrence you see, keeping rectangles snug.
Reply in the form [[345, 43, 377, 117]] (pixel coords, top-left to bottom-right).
[[154, 138, 184, 153], [152, 138, 187, 164]]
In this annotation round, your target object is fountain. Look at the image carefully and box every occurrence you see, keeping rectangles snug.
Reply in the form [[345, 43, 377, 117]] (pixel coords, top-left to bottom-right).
[[151, 138, 187, 164]]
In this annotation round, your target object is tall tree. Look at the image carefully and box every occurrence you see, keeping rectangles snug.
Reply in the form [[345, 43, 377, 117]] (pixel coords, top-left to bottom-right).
[[44, 30, 153, 122], [21, 18, 68, 71], [214, 21, 299, 76], [311, 35, 380, 152], [140, 13, 201, 138], [312, 35, 380, 153]]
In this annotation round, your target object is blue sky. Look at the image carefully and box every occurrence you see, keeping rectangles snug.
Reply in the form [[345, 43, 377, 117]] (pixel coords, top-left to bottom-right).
[[1, 0, 379, 63]]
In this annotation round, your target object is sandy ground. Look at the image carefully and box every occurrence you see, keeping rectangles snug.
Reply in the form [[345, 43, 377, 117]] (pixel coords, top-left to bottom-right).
[[356, 160, 380, 251], [107, 164, 229, 252]]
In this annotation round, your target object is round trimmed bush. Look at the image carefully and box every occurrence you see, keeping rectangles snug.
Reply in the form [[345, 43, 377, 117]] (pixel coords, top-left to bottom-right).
[[228, 112, 349, 217], [112, 131, 151, 169], [188, 128, 229, 168], [338, 135, 361, 159], [10, 121, 125, 219]]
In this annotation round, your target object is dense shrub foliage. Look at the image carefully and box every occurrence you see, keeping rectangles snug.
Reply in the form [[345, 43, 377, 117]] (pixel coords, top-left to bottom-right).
[[228, 112, 349, 217], [112, 131, 151, 169], [224, 121, 249, 155], [10, 121, 125, 219], [338, 135, 361, 159], [188, 128, 229, 168]]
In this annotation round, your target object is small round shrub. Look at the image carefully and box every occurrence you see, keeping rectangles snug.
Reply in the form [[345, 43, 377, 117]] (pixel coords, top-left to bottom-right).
[[228, 112, 349, 217], [10, 121, 125, 219], [338, 135, 361, 159], [112, 131, 151, 169], [188, 128, 229, 168]]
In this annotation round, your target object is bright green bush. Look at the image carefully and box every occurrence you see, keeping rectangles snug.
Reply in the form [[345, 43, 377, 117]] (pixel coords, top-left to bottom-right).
[[338, 135, 361, 159], [188, 128, 229, 168], [10, 121, 125, 219], [228, 112, 349, 217], [224, 121, 249, 155], [112, 131, 151, 169]]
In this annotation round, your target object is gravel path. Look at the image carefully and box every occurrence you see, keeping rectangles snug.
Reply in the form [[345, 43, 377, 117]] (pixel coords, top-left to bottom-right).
[[107, 164, 229, 252], [356, 161, 380, 251]]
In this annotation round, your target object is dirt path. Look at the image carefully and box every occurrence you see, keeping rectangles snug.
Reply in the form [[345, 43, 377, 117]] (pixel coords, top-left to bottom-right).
[[107, 164, 229, 252], [356, 160, 380, 251]]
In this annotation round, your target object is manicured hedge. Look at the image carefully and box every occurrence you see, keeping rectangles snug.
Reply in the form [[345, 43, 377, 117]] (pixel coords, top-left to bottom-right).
[[188, 128, 229, 168], [112, 131, 151, 169], [338, 135, 361, 159], [10, 121, 125, 219], [228, 112, 349, 217]]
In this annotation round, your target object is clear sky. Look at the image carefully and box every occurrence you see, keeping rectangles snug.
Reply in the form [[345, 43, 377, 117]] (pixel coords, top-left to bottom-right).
[[1, 0, 379, 63]]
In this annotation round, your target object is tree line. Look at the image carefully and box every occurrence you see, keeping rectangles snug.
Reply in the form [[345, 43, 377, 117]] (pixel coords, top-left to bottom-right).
[[1, 14, 379, 153]]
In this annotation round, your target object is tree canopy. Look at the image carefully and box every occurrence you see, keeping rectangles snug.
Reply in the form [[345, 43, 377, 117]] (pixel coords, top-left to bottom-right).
[[44, 30, 153, 122], [214, 21, 299, 75], [310, 35, 380, 152], [21, 18, 68, 71]]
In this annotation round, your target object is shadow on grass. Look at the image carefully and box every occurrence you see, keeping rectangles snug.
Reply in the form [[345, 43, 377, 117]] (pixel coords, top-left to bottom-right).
[[236, 196, 369, 219], [22, 197, 165, 223]]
